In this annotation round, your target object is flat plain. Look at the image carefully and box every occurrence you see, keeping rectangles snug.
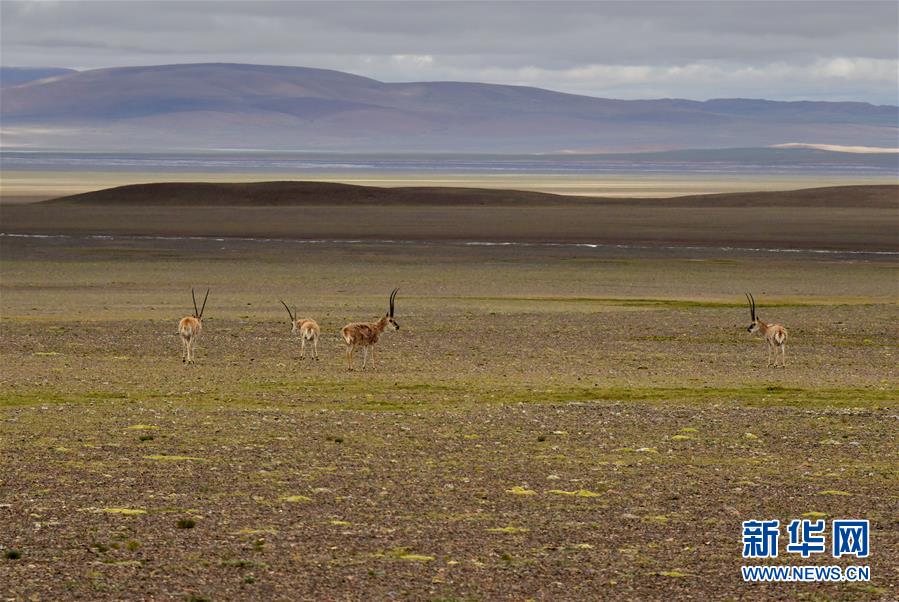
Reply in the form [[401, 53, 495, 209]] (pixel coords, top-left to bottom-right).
[[1, 185, 897, 600]]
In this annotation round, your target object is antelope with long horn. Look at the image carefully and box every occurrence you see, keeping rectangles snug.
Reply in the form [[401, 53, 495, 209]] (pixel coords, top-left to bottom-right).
[[745, 292, 787, 368], [279, 300, 320, 360], [178, 288, 209, 364], [340, 288, 400, 371]]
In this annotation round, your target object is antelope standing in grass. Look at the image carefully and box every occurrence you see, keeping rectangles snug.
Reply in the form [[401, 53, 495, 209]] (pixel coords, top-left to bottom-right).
[[279, 300, 320, 360], [178, 288, 208, 365], [341, 288, 400, 370], [745, 292, 788, 368]]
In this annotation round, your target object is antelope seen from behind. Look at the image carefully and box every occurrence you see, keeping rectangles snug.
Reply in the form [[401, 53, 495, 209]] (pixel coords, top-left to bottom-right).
[[341, 288, 400, 371], [178, 288, 208, 365], [279, 300, 320, 360], [745, 292, 788, 368]]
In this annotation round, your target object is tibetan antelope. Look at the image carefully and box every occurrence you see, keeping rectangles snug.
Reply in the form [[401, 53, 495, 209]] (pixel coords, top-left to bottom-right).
[[279, 300, 320, 360], [178, 288, 208, 364], [745, 292, 788, 368], [341, 288, 400, 370]]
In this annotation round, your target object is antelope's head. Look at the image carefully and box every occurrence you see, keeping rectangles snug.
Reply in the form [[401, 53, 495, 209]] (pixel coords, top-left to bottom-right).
[[192, 288, 209, 322], [384, 287, 400, 330], [745, 292, 759, 334], [280, 299, 299, 333]]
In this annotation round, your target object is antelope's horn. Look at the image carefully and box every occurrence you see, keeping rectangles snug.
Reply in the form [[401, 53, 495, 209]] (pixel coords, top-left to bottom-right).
[[746, 292, 756, 320], [199, 288, 209, 318], [279, 299, 295, 322], [192, 288, 199, 317], [389, 287, 399, 317]]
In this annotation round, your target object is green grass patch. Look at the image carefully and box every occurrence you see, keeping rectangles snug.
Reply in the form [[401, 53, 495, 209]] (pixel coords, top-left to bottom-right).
[[3, 382, 895, 413], [280, 495, 312, 503], [442, 295, 739, 309], [252, 382, 899, 411], [144, 455, 205, 462], [177, 518, 197, 529], [657, 570, 690, 578], [433, 295, 872, 309], [380, 548, 435, 562], [231, 527, 278, 536], [96, 508, 147, 515], [0, 390, 125, 408], [486, 526, 529, 534], [546, 489, 602, 497], [220, 559, 269, 570], [492, 384, 899, 408]]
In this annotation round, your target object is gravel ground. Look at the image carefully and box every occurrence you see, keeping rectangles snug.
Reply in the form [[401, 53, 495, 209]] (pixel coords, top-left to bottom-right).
[[1, 236, 896, 600]]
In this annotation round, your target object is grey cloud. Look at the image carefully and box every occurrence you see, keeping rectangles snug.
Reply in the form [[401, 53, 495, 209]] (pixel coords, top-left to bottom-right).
[[1, 1, 896, 103]]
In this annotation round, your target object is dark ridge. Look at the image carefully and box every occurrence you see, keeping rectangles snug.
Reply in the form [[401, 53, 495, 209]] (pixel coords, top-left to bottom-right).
[[660, 184, 899, 208], [42, 182, 899, 209], [44, 181, 585, 207]]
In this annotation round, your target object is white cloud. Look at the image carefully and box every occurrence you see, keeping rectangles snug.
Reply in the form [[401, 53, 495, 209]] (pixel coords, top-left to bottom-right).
[[774, 143, 899, 153], [811, 57, 897, 80], [390, 54, 435, 68], [421, 58, 898, 102]]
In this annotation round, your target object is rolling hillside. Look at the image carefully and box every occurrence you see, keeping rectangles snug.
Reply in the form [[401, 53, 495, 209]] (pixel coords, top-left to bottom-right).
[[44, 181, 899, 209], [2, 63, 896, 152]]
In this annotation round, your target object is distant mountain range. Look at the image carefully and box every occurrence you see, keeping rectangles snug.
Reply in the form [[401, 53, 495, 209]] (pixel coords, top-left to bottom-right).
[[1, 63, 896, 152], [0, 67, 77, 87]]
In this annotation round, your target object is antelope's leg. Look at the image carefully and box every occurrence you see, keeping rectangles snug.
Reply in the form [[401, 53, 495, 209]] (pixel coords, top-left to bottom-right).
[[780, 344, 786, 368], [370, 346, 375, 368], [346, 345, 354, 371], [181, 336, 187, 362], [300, 336, 306, 359], [362, 347, 368, 369]]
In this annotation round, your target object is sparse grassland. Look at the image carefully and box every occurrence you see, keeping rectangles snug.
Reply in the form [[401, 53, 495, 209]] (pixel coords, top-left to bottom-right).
[[1, 213, 897, 600]]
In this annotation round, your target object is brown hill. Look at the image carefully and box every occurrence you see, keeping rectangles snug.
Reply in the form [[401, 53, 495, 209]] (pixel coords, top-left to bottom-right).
[[44, 182, 899, 209]]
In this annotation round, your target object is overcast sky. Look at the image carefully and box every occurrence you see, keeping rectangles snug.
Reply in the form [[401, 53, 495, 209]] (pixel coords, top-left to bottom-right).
[[2, 1, 897, 104]]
